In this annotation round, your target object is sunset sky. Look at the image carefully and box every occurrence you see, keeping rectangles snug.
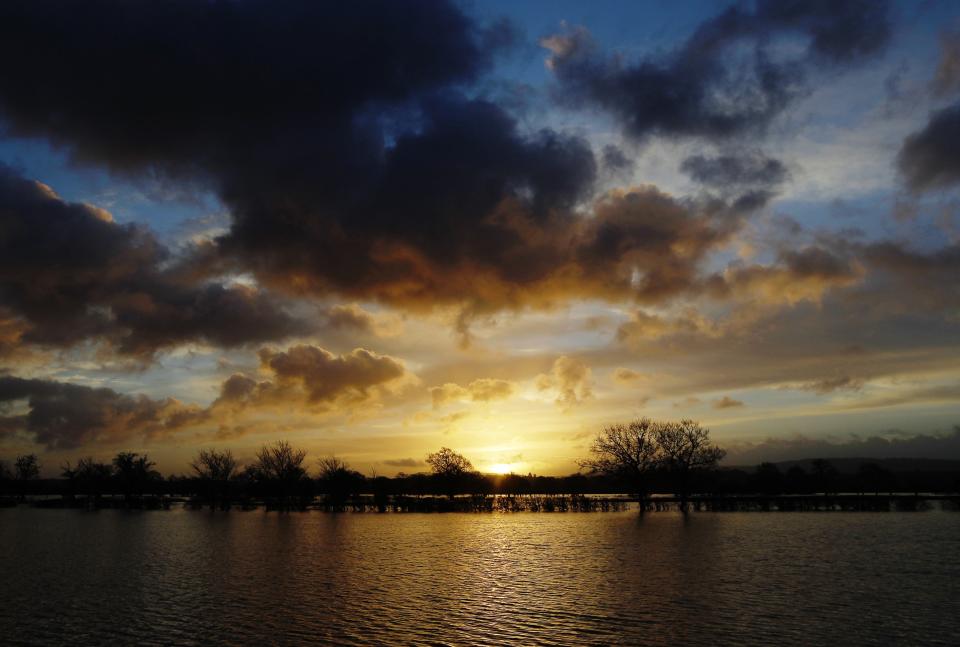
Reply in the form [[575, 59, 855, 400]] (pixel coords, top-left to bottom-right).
[[1, 0, 959, 476]]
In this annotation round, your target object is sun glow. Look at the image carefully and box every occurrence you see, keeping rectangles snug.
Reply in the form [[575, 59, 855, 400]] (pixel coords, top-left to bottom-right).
[[486, 462, 519, 475]]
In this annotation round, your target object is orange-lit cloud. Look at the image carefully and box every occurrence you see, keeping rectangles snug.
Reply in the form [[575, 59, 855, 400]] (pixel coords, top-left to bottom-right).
[[536, 356, 593, 409], [429, 378, 517, 408]]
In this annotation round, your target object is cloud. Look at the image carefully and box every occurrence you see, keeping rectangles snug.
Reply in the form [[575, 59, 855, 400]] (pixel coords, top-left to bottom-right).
[[323, 303, 403, 338], [932, 29, 960, 98], [790, 375, 865, 395], [616, 245, 872, 351], [536, 356, 592, 409], [898, 102, 960, 191], [617, 309, 722, 344], [429, 378, 516, 408], [0, 342, 414, 450], [612, 368, 648, 384], [706, 246, 865, 306], [862, 241, 960, 311], [252, 345, 411, 406], [712, 396, 745, 409], [543, 0, 890, 141], [0, 164, 311, 358], [680, 153, 788, 189], [382, 457, 423, 468], [0, 0, 506, 177], [838, 383, 960, 411], [0, 1, 776, 342], [607, 238, 960, 399], [0, 376, 207, 450]]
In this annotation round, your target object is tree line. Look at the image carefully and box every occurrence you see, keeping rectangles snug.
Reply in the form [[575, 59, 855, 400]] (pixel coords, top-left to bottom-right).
[[1, 419, 958, 510]]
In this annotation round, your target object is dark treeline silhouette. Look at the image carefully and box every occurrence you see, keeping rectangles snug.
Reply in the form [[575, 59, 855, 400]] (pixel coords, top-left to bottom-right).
[[2, 421, 959, 512]]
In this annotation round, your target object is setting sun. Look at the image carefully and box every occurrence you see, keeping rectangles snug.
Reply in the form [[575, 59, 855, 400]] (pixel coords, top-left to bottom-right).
[[486, 463, 522, 475]]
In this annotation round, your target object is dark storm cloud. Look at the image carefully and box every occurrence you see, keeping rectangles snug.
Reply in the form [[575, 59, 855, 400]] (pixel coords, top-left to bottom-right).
[[543, 0, 890, 141], [0, 164, 309, 356], [0, 0, 501, 175], [0, 0, 772, 334], [680, 153, 789, 189], [0, 376, 206, 450], [601, 145, 634, 173], [0, 1, 630, 319], [897, 102, 960, 191]]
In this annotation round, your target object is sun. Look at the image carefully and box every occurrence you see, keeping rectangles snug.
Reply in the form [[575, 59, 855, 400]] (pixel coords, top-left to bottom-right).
[[486, 463, 517, 475]]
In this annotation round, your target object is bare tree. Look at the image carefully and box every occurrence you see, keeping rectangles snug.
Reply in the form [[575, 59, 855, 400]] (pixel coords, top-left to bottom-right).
[[426, 447, 473, 498], [14, 454, 40, 481], [191, 449, 239, 509], [14, 454, 40, 501], [655, 419, 725, 511], [317, 456, 362, 507], [250, 441, 309, 509], [426, 447, 473, 477], [316, 456, 350, 480], [579, 419, 660, 505], [112, 452, 159, 502], [254, 441, 307, 482], [63, 457, 112, 501], [191, 449, 238, 481], [811, 458, 838, 496]]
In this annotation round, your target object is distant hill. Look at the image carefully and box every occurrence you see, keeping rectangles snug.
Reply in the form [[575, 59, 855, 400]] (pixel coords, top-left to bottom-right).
[[730, 457, 960, 474]]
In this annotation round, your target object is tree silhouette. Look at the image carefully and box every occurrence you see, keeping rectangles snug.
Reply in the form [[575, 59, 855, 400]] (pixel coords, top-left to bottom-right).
[[191, 449, 238, 481], [426, 447, 473, 498], [317, 456, 363, 507], [191, 449, 238, 509], [754, 462, 784, 495], [579, 419, 660, 505], [112, 452, 159, 503], [857, 462, 897, 495], [14, 454, 40, 481], [254, 441, 307, 481], [10, 454, 39, 502], [655, 419, 725, 510], [785, 464, 810, 494], [426, 447, 472, 476], [64, 457, 113, 502], [811, 458, 838, 495], [250, 441, 309, 508]]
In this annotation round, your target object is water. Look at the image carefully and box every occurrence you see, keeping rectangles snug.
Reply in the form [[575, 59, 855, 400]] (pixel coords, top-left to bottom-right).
[[1, 508, 958, 646]]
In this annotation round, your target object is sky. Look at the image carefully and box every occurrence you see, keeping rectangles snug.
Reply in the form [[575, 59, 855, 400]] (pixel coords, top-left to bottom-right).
[[0, 0, 959, 476]]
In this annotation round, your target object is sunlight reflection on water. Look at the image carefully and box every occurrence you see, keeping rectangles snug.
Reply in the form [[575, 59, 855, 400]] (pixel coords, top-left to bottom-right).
[[1, 509, 958, 645]]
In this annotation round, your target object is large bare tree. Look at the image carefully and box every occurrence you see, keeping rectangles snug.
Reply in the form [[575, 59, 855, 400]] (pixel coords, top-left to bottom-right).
[[579, 419, 660, 504], [655, 419, 725, 510], [426, 447, 473, 498], [191, 449, 238, 481], [253, 441, 307, 482]]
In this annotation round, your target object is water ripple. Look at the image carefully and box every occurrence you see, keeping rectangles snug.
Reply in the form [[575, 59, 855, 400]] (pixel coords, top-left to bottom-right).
[[1, 509, 958, 645]]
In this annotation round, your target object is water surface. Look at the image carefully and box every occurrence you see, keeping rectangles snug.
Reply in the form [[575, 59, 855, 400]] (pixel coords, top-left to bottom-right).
[[1, 508, 957, 645]]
